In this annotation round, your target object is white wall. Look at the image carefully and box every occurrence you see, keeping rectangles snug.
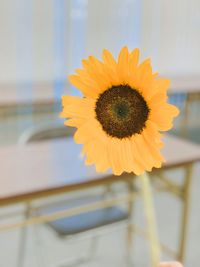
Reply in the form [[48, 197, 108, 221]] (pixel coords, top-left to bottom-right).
[[0, 0, 200, 84], [140, 0, 200, 75]]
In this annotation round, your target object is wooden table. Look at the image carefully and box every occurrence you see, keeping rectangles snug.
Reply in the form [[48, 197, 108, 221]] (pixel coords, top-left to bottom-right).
[[0, 134, 199, 263], [0, 134, 199, 207], [170, 75, 200, 94], [0, 83, 59, 107], [0, 75, 200, 107]]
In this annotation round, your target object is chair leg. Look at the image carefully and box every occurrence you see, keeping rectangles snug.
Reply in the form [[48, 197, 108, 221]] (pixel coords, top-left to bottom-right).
[[126, 180, 135, 266], [87, 235, 98, 260], [57, 236, 98, 267], [103, 183, 115, 199], [178, 163, 193, 263], [17, 202, 31, 267], [17, 227, 28, 267], [32, 223, 47, 267]]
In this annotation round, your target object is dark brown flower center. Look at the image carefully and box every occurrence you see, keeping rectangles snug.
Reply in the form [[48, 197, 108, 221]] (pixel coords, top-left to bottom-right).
[[95, 85, 150, 138]]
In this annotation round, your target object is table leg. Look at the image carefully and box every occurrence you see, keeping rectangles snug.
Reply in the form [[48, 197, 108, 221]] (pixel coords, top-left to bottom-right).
[[178, 163, 193, 263], [181, 93, 190, 137], [17, 202, 31, 267]]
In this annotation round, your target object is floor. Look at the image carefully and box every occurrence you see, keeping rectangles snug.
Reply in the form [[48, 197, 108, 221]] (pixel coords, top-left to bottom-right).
[[0, 163, 199, 267]]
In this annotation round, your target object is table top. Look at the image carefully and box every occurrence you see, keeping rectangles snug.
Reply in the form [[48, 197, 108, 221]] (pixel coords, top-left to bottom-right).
[[170, 75, 200, 94], [0, 135, 199, 206], [0, 75, 200, 106], [0, 82, 61, 106]]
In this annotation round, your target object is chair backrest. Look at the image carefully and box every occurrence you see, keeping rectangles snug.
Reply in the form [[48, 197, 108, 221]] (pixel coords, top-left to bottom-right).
[[18, 121, 75, 144]]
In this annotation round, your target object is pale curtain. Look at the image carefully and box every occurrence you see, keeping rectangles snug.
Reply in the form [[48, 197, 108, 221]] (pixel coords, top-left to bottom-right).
[[0, 0, 200, 84]]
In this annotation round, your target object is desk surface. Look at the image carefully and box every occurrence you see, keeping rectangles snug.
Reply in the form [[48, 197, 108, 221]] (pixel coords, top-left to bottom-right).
[[170, 75, 200, 93], [0, 135, 200, 205], [0, 76, 200, 106]]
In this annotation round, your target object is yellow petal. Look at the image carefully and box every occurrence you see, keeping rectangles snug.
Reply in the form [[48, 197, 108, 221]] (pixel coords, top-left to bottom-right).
[[82, 57, 109, 79], [108, 138, 123, 175], [144, 120, 162, 141], [130, 138, 147, 171], [153, 72, 159, 78], [133, 134, 154, 171], [142, 130, 164, 164], [137, 59, 152, 80], [83, 139, 109, 172], [64, 118, 85, 128], [149, 103, 179, 131], [88, 56, 106, 75], [129, 48, 139, 70], [102, 49, 117, 67], [119, 139, 133, 173], [60, 97, 95, 119], [75, 68, 89, 78], [74, 119, 107, 144], [68, 75, 100, 98], [102, 64, 120, 85], [127, 48, 140, 87], [81, 59, 112, 92], [74, 68, 104, 92], [117, 46, 129, 83], [141, 134, 163, 168], [128, 60, 153, 93], [155, 79, 171, 92], [61, 95, 82, 106], [145, 79, 171, 101], [132, 59, 154, 96], [148, 92, 168, 108], [120, 138, 144, 175]]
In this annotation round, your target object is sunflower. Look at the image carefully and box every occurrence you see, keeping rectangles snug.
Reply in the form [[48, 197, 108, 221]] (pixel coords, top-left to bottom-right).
[[60, 47, 179, 176]]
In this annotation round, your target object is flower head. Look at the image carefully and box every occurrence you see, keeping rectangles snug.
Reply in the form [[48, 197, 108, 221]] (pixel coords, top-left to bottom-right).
[[61, 47, 179, 175]]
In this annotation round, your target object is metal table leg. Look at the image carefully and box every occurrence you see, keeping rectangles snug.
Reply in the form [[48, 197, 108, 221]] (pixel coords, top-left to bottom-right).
[[178, 163, 193, 262], [17, 202, 31, 267]]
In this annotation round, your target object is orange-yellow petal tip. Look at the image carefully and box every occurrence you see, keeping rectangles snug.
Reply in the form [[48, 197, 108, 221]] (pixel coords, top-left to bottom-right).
[[119, 46, 129, 56]]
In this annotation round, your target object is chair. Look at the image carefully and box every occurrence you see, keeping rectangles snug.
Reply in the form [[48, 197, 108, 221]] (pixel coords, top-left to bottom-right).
[[18, 121, 75, 144], [18, 121, 130, 267], [18, 121, 199, 265]]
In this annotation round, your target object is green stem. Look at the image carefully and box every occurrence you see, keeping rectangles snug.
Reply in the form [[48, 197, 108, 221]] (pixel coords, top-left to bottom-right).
[[140, 172, 161, 267]]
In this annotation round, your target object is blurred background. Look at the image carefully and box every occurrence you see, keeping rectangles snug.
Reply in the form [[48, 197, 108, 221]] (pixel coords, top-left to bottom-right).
[[0, 0, 200, 267], [0, 0, 200, 144]]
